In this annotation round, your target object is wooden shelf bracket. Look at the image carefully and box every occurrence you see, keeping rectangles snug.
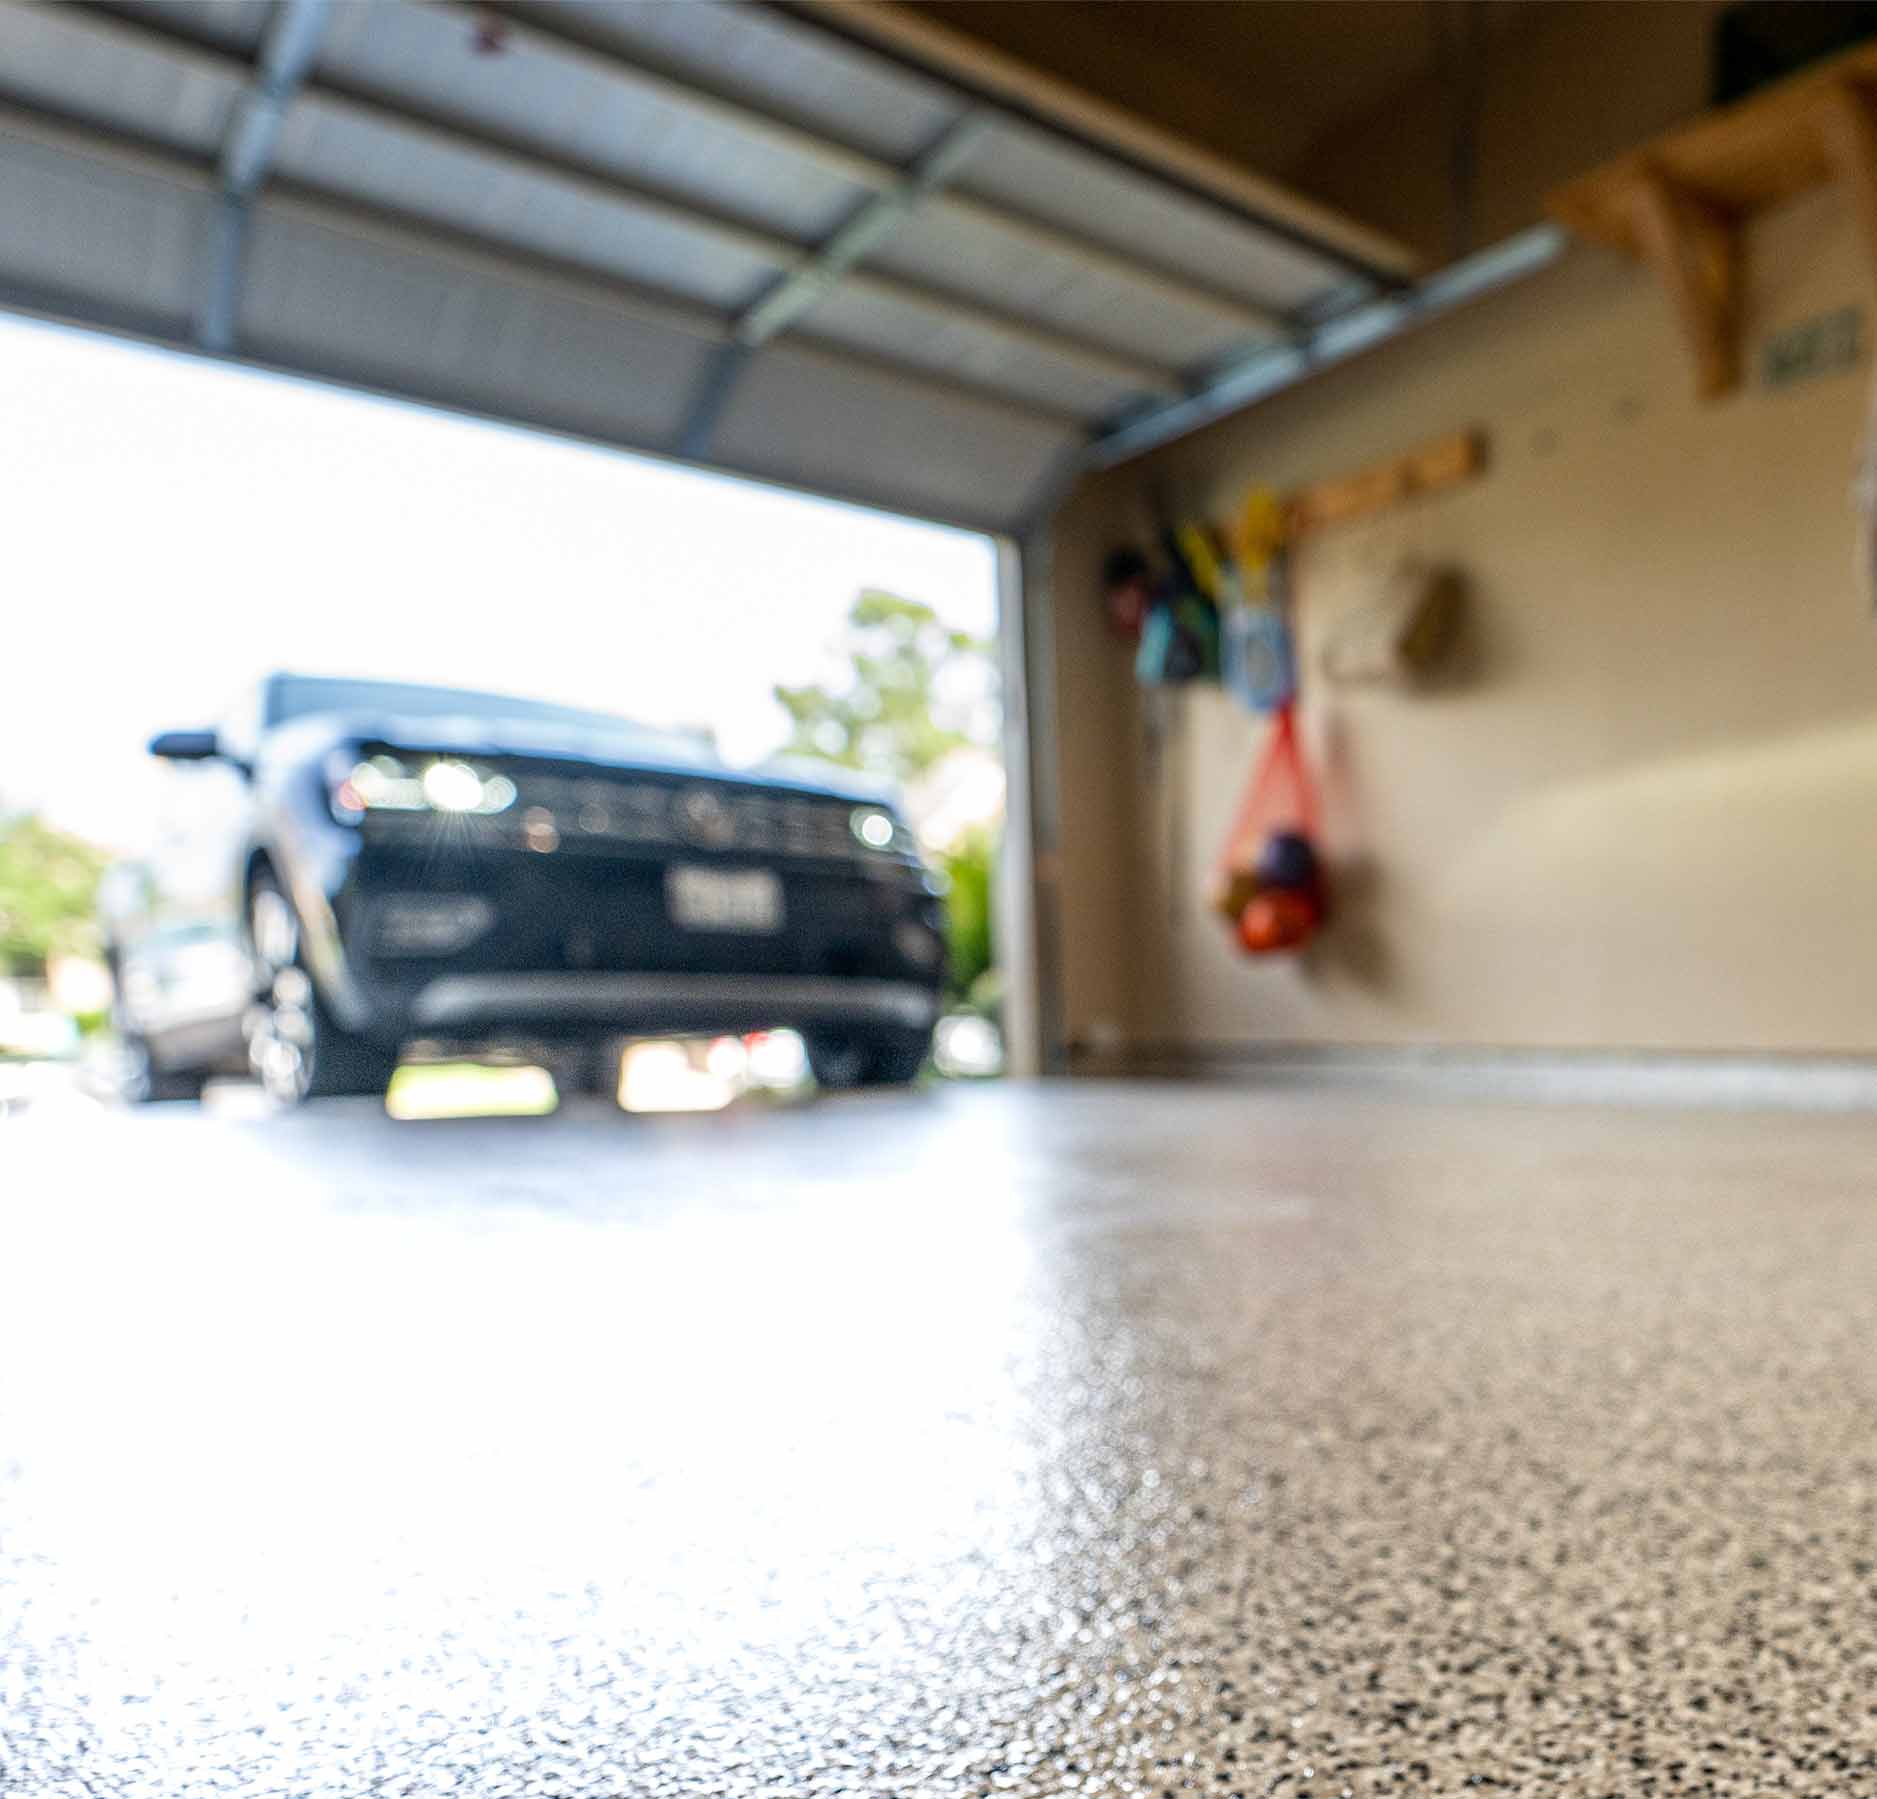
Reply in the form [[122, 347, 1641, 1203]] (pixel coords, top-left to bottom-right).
[[1626, 170, 1741, 400], [1548, 43, 1877, 402], [1817, 82, 1877, 290]]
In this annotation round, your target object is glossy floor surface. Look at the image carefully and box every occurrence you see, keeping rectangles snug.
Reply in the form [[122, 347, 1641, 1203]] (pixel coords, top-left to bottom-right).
[[3, 1079, 1876, 1795]]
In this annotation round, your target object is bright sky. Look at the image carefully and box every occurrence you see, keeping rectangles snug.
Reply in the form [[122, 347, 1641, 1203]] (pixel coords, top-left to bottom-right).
[[0, 314, 999, 852]]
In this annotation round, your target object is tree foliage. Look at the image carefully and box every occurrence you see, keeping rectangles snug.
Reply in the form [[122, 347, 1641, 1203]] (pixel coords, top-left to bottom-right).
[[938, 826, 996, 1010], [774, 589, 993, 786], [775, 590, 1001, 1005], [0, 813, 109, 977]]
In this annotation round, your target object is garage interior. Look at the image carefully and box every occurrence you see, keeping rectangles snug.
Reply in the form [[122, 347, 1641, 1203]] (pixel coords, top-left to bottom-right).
[[9, 0, 1873, 1081], [8, 1, 1877, 1791]]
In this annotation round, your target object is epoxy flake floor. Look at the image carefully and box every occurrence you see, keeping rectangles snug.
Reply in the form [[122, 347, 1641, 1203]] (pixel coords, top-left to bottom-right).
[[3, 1080, 1876, 1796]]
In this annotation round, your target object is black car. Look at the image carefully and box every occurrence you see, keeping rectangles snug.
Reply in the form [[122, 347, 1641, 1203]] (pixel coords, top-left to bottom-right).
[[101, 674, 946, 1103]]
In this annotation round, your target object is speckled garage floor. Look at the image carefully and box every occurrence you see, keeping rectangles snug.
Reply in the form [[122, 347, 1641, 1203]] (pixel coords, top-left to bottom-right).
[[3, 1080, 1876, 1797]]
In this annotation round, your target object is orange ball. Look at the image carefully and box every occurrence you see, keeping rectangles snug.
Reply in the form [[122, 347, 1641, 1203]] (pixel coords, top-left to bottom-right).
[[1237, 887, 1320, 955]]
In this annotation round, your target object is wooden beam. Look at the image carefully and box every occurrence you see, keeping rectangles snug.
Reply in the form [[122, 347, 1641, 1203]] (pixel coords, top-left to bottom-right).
[[1817, 82, 1877, 290], [1626, 171, 1740, 400]]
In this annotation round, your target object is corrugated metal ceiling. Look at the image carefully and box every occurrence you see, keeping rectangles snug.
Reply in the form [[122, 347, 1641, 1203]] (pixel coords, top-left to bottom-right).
[[0, 0, 1405, 532]]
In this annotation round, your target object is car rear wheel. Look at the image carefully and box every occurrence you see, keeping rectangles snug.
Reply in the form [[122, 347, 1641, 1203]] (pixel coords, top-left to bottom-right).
[[247, 878, 399, 1104], [806, 1028, 931, 1090]]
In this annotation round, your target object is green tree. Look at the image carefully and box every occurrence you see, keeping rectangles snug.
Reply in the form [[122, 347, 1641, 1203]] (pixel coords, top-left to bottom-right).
[[0, 813, 109, 977], [775, 591, 1001, 1005], [774, 589, 992, 786]]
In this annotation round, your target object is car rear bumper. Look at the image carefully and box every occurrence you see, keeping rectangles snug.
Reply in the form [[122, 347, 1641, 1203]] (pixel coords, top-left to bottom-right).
[[406, 972, 940, 1038]]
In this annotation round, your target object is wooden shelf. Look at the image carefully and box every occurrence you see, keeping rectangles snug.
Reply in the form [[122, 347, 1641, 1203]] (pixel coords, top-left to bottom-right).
[[1287, 430, 1485, 537], [1548, 40, 1877, 398]]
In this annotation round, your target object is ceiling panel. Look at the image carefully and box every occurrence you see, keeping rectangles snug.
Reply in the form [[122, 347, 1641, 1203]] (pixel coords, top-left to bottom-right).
[[240, 205, 717, 449], [959, 117, 1370, 314], [537, 0, 964, 163], [0, 2, 235, 159], [0, 0, 1413, 531], [275, 96, 784, 312], [119, 0, 269, 56], [319, 1, 870, 242], [0, 125, 202, 331], [803, 282, 1143, 421], [715, 340, 1073, 529], [867, 206, 1257, 369]]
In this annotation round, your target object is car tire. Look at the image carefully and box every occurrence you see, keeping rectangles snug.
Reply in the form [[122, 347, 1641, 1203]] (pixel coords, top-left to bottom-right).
[[555, 1042, 621, 1104], [248, 876, 399, 1104], [807, 1028, 931, 1090], [118, 1029, 208, 1104]]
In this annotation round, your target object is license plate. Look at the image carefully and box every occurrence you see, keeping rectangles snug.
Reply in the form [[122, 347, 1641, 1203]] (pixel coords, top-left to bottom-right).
[[665, 865, 784, 934]]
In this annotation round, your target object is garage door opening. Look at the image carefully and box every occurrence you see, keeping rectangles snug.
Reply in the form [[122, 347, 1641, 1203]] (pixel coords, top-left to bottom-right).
[[0, 311, 1025, 1112]]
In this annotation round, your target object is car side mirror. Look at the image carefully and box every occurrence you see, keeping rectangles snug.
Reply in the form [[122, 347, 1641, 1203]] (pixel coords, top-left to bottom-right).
[[148, 729, 223, 762]]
